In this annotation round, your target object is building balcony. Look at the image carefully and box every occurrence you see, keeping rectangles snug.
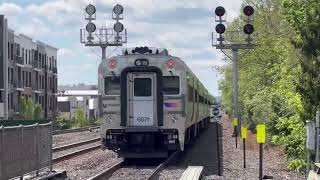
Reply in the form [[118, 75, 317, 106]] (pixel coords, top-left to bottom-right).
[[53, 67, 57, 73], [15, 56, 23, 65], [33, 61, 41, 69]]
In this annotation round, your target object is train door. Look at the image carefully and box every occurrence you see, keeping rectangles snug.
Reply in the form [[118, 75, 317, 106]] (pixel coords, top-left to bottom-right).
[[128, 73, 157, 126]]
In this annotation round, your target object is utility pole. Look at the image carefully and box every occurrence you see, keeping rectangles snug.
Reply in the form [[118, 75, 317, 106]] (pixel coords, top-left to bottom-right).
[[2, 16, 8, 120], [212, 6, 256, 133], [80, 4, 127, 62]]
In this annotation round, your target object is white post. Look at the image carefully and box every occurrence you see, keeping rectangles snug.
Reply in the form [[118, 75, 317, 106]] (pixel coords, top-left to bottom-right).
[[316, 111, 320, 163]]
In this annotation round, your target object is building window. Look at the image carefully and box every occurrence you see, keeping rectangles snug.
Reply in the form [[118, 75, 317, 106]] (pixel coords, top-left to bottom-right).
[[29, 72, 31, 87], [25, 49, 27, 64], [22, 70, 25, 87], [11, 43, 14, 60], [22, 48, 24, 63], [7, 42, 9, 59], [16, 44, 20, 56], [0, 91, 3, 103]]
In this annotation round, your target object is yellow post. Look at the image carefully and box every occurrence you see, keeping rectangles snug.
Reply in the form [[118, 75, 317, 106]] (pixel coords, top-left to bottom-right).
[[241, 127, 247, 168], [256, 124, 266, 180], [233, 118, 238, 148]]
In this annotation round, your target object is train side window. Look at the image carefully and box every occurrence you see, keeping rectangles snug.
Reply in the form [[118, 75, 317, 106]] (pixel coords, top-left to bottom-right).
[[163, 76, 180, 95], [104, 76, 120, 95], [188, 85, 194, 101]]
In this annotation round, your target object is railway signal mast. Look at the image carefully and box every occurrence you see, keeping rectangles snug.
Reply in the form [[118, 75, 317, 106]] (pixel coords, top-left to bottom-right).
[[80, 4, 127, 61], [212, 5, 255, 134]]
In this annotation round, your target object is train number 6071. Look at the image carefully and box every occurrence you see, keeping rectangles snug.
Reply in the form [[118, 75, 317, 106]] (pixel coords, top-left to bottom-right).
[[136, 117, 150, 122]]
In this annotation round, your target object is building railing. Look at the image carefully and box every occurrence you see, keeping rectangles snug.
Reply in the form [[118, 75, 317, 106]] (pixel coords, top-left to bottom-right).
[[0, 123, 53, 180], [15, 56, 23, 65], [53, 67, 57, 73], [33, 61, 41, 69]]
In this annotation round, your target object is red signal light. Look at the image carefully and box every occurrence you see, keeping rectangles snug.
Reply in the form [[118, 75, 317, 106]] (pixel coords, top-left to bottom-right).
[[243, 5, 254, 16], [215, 6, 225, 17], [109, 59, 118, 69], [167, 59, 175, 69], [215, 23, 226, 34], [243, 24, 254, 34]]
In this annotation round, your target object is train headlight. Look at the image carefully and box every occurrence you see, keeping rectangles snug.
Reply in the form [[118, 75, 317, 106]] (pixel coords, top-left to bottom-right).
[[171, 115, 177, 123], [135, 59, 149, 66]]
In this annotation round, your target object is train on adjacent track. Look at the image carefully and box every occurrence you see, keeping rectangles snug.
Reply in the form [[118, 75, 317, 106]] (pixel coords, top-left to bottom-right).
[[98, 47, 215, 158]]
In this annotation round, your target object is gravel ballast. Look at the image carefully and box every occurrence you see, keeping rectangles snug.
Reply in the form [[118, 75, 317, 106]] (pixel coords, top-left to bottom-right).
[[53, 149, 120, 180], [208, 115, 306, 180], [53, 130, 99, 148]]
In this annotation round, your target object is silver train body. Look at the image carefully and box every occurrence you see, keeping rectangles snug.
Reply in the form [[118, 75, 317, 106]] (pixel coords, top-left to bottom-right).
[[98, 47, 215, 158]]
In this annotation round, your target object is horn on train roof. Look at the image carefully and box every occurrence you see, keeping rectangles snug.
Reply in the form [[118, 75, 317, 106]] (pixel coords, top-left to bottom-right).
[[122, 47, 169, 56]]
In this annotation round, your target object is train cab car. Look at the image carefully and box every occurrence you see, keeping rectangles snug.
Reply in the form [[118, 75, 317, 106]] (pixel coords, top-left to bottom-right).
[[98, 47, 214, 158]]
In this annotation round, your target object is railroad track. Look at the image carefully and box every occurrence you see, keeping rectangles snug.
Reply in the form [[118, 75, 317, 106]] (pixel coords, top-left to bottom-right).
[[52, 138, 101, 164], [88, 151, 180, 180], [52, 137, 101, 152], [53, 126, 100, 135]]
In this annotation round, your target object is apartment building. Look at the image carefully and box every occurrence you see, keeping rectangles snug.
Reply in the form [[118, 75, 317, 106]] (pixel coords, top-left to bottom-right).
[[0, 15, 58, 120]]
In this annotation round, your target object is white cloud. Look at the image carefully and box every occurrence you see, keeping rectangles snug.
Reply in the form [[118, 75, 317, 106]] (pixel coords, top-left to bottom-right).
[[0, 3, 22, 16], [15, 17, 51, 40], [58, 48, 74, 58], [0, 0, 244, 95]]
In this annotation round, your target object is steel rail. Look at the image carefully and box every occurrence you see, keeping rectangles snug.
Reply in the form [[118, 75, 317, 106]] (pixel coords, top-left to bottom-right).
[[52, 137, 101, 152], [52, 126, 100, 135], [146, 151, 181, 180], [88, 160, 125, 180], [52, 144, 101, 164]]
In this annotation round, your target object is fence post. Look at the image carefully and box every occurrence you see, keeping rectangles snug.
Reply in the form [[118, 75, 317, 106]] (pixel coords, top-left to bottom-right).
[[316, 111, 320, 163], [20, 125, 24, 180], [0, 126, 4, 180], [36, 123, 39, 176], [49, 122, 53, 172]]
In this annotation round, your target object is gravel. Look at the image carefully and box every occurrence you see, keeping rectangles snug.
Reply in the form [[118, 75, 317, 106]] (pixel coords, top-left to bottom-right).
[[53, 141, 101, 159], [53, 149, 120, 180], [108, 166, 156, 180], [205, 115, 306, 180], [53, 130, 100, 148]]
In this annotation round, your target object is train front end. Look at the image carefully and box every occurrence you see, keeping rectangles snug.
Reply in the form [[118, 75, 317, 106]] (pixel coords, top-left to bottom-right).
[[99, 47, 184, 158]]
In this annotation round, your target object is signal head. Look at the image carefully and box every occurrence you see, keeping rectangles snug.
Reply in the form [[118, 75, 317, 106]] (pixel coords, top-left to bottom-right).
[[243, 5, 254, 16], [215, 23, 226, 34], [86, 22, 96, 33], [113, 4, 124, 15], [85, 4, 96, 15], [215, 6, 225, 17], [114, 22, 124, 33], [243, 24, 254, 34]]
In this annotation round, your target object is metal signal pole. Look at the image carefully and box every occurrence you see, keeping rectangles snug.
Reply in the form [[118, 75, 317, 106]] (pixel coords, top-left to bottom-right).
[[212, 6, 256, 134], [80, 4, 127, 61]]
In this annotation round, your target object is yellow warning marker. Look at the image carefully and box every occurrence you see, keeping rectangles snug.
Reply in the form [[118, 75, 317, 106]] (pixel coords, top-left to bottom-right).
[[256, 124, 266, 144], [233, 118, 238, 126], [241, 127, 247, 168], [241, 127, 247, 139], [256, 124, 266, 180]]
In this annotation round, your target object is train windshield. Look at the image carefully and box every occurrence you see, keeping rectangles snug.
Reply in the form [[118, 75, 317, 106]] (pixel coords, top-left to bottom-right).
[[104, 76, 120, 95], [163, 76, 180, 95]]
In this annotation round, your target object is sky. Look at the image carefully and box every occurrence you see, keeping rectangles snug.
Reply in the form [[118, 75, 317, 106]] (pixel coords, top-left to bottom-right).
[[0, 0, 243, 96]]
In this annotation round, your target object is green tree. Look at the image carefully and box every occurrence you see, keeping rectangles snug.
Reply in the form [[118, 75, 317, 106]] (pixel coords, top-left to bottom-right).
[[19, 97, 34, 120], [33, 104, 43, 120], [19, 97, 44, 120], [219, 0, 306, 170], [72, 107, 89, 128]]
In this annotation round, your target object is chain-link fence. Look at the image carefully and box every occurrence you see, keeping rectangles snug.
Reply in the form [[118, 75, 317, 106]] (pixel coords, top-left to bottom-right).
[[0, 122, 52, 180]]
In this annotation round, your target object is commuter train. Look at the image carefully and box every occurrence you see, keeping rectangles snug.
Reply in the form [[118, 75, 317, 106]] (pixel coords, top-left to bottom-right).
[[98, 47, 215, 158]]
